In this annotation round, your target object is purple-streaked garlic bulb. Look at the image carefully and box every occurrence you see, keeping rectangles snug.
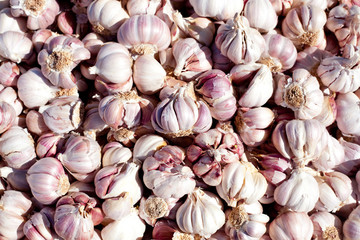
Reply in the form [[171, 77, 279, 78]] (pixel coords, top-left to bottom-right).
[[343, 205, 360, 240], [26, 110, 50, 136], [152, 82, 212, 137], [188, 0, 244, 21], [216, 14, 265, 64], [310, 212, 342, 240], [272, 119, 328, 167], [0, 31, 33, 63], [274, 168, 319, 212], [0, 126, 35, 169], [282, 4, 327, 49], [89, 43, 132, 85], [38, 96, 83, 134], [336, 92, 360, 136], [244, 0, 278, 33], [312, 135, 345, 171], [23, 207, 55, 240], [216, 159, 267, 206], [27, 157, 70, 205], [10, 0, 59, 30], [143, 145, 196, 199], [133, 134, 167, 163], [274, 69, 324, 119], [98, 90, 153, 130], [195, 70, 236, 121], [0, 8, 27, 34], [0, 61, 20, 87], [314, 94, 337, 127], [225, 201, 269, 240], [102, 193, 133, 221], [58, 135, 101, 182], [117, 14, 171, 55], [54, 192, 104, 240], [269, 211, 314, 240], [231, 64, 274, 108], [139, 195, 177, 226], [37, 35, 90, 89], [127, 0, 162, 16], [258, 154, 292, 186], [292, 47, 333, 76], [235, 107, 275, 147], [211, 43, 234, 72], [94, 162, 143, 202], [187, 123, 244, 186], [172, 38, 212, 81], [0, 101, 16, 134], [133, 54, 166, 94], [102, 142, 132, 166], [176, 188, 225, 238], [87, 0, 129, 36], [35, 133, 64, 159], [315, 171, 352, 212], [0, 190, 33, 239], [259, 33, 297, 72]]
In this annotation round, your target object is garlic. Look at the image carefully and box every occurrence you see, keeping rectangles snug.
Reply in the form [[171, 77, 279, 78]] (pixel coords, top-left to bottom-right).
[[139, 195, 176, 226], [269, 0, 293, 15], [195, 70, 237, 121], [244, 0, 278, 33], [57, 11, 76, 35], [235, 107, 275, 147], [94, 162, 143, 202], [189, 0, 244, 21], [274, 69, 324, 119], [82, 32, 105, 64], [10, 0, 59, 30], [39, 96, 83, 134], [89, 42, 132, 85], [0, 8, 27, 34], [259, 33, 297, 72], [0, 84, 22, 116], [0, 61, 20, 87], [102, 193, 133, 221], [35, 133, 64, 159], [336, 92, 360, 136], [117, 14, 171, 55], [211, 43, 234, 72], [133, 54, 166, 94], [258, 154, 292, 186], [282, 4, 327, 49], [0, 31, 33, 63], [176, 188, 225, 238], [172, 38, 212, 81], [187, 123, 244, 186], [311, 212, 342, 240], [23, 207, 55, 240], [32, 29, 58, 53], [216, 159, 267, 206], [68, 181, 96, 196], [269, 211, 314, 240], [127, 0, 161, 16], [314, 94, 337, 127], [225, 202, 269, 240], [25, 110, 50, 136], [58, 135, 101, 182], [143, 145, 196, 199], [102, 142, 132, 166], [216, 14, 265, 64], [155, 0, 175, 28], [336, 138, 360, 176], [133, 134, 167, 163], [87, 0, 128, 36], [343, 205, 360, 240], [0, 101, 16, 134], [0, 166, 29, 191], [101, 208, 146, 240], [0, 126, 35, 169], [292, 0, 328, 9], [83, 100, 108, 138], [95, 76, 134, 96]]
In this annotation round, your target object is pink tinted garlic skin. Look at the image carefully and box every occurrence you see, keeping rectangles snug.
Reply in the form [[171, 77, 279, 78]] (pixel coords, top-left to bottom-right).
[[310, 212, 342, 240], [336, 92, 360, 136], [216, 14, 265, 64], [102, 193, 133, 221], [0, 101, 16, 134], [187, 123, 244, 186], [82, 32, 105, 64], [195, 70, 237, 121], [117, 14, 171, 55], [82, 100, 109, 138], [0, 8, 27, 34], [139, 195, 176, 226], [343, 205, 360, 240], [0, 31, 33, 63], [23, 207, 55, 240], [211, 43, 234, 72], [314, 94, 337, 127], [38, 35, 91, 89], [127, 0, 162, 16], [133, 134, 167, 163], [25, 109, 50, 136], [27, 157, 70, 205], [269, 0, 293, 15], [282, 4, 327, 50], [0, 61, 20, 87], [244, 0, 278, 33], [258, 154, 292, 186], [102, 141, 132, 167], [188, 0, 244, 21], [275, 69, 324, 120], [0, 84, 23, 116], [143, 145, 196, 199], [35, 133, 64, 159], [10, 0, 59, 30], [269, 212, 314, 240]]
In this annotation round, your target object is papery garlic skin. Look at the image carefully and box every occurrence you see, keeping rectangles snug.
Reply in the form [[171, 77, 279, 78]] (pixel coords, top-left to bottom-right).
[[176, 188, 225, 238], [139, 195, 174, 226], [189, 0, 244, 21], [133, 134, 167, 163], [35, 133, 63, 159], [87, 0, 129, 36], [23, 207, 55, 240], [10, 0, 59, 30], [275, 69, 323, 119], [336, 138, 360, 176], [216, 14, 265, 64], [343, 205, 360, 240], [282, 5, 327, 49], [0, 61, 20, 87], [269, 212, 314, 240], [127, 0, 161, 16], [0, 8, 27, 34], [117, 14, 171, 55], [26, 110, 50, 136], [0, 31, 33, 63], [211, 43, 234, 72], [310, 212, 342, 240], [244, 0, 278, 33], [102, 142, 132, 167], [314, 94, 337, 127], [216, 160, 267, 206], [0, 84, 22, 116], [336, 92, 360, 136], [102, 193, 133, 221], [270, 0, 293, 15], [0, 101, 16, 134], [313, 135, 345, 172]]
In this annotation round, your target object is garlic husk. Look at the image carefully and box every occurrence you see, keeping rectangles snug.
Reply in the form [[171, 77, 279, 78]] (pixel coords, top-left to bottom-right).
[[244, 0, 278, 33], [102, 141, 132, 166], [336, 92, 360, 136], [176, 188, 225, 238], [0, 31, 33, 63], [292, 0, 327, 9], [343, 205, 360, 240], [57, 11, 76, 35], [0, 8, 27, 34], [189, 0, 244, 21], [258, 153, 292, 186], [23, 207, 55, 240], [127, 0, 161, 16], [216, 159, 268, 206], [310, 212, 342, 240], [133, 134, 167, 163], [87, 0, 129, 36]]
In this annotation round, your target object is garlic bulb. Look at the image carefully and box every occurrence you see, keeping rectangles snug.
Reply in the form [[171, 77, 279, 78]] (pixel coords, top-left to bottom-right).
[[23, 207, 55, 240], [35, 133, 64, 159], [216, 14, 265, 64], [0, 8, 27, 34], [102, 193, 133, 221], [0, 166, 29, 191], [133, 134, 167, 163], [312, 135, 344, 172], [336, 138, 360, 176], [0, 31, 33, 63], [139, 195, 176, 226], [0, 101, 16, 134], [0, 61, 20, 87], [102, 142, 132, 166], [189, 0, 244, 21], [10, 0, 59, 30], [216, 160, 267, 206], [83, 100, 108, 138], [143, 145, 196, 199], [27, 157, 70, 205], [343, 205, 360, 240], [127, 0, 161, 16], [336, 92, 360, 136], [244, 0, 278, 33], [270, 0, 293, 15], [211, 43, 234, 72], [176, 188, 225, 238], [26, 110, 50, 136], [0, 84, 22, 116], [269, 211, 314, 240], [311, 212, 342, 240], [87, 0, 129, 36]]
